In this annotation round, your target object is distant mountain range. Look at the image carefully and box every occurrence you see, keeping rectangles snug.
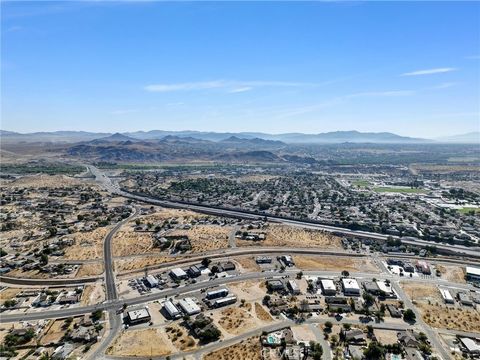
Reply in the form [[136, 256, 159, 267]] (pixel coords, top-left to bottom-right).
[[435, 132, 480, 144], [0, 129, 450, 144]]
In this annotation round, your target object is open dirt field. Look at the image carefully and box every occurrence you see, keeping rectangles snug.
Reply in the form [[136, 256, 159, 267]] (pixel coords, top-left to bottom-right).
[[229, 281, 267, 302], [291, 325, 317, 343], [169, 225, 231, 253], [112, 227, 155, 257], [0, 288, 22, 305], [234, 256, 261, 272], [374, 330, 399, 345], [107, 328, 175, 357], [254, 302, 273, 322], [3, 174, 88, 189], [217, 307, 257, 335], [140, 208, 205, 223], [76, 262, 104, 277], [294, 255, 379, 273], [203, 336, 261, 360], [81, 283, 105, 305], [418, 303, 480, 333], [165, 324, 198, 352], [115, 255, 174, 273], [401, 283, 442, 302], [436, 265, 466, 284], [63, 226, 113, 260], [40, 319, 68, 345], [238, 224, 341, 249]]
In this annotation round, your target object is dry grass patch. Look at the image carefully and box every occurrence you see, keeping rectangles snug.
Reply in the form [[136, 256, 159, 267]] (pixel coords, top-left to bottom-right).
[[254, 302, 273, 322], [0, 288, 22, 305], [294, 256, 379, 273], [76, 263, 104, 277], [235, 257, 261, 272], [436, 265, 466, 284], [217, 307, 256, 335], [229, 281, 267, 301], [419, 303, 480, 333], [107, 328, 174, 357], [374, 330, 399, 345], [165, 324, 197, 351], [81, 283, 105, 305], [261, 225, 341, 248], [401, 283, 441, 302], [112, 227, 155, 257], [169, 225, 230, 253], [63, 226, 113, 260], [3, 174, 86, 189], [203, 336, 261, 360], [39, 320, 68, 345], [115, 255, 174, 273]]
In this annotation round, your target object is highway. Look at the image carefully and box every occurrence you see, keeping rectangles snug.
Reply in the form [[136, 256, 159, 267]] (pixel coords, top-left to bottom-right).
[[87, 165, 480, 259]]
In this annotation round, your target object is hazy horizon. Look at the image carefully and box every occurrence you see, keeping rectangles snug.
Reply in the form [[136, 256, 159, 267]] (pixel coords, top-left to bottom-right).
[[2, 1, 479, 137]]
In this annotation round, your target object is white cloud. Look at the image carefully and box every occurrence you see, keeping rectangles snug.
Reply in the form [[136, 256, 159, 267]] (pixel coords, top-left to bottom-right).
[[401, 68, 457, 76], [144, 80, 316, 93]]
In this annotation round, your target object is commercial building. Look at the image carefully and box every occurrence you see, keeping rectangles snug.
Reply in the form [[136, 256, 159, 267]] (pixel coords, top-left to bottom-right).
[[163, 300, 181, 319], [206, 288, 229, 300], [460, 338, 480, 355], [169, 268, 188, 280], [342, 278, 360, 296], [320, 279, 337, 296], [375, 281, 395, 298], [287, 280, 300, 295], [256, 256, 272, 264], [458, 292, 473, 306], [363, 281, 380, 295], [145, 275, 158, 288], [416, 261, 431, 275], [466, 266, 480, 281], [279, 255, 295, 267], [267, 280, 285, 291], [178, 297, 201, 316], [212, 296, 237, 308], [439, 288, 454, 304], [126, 308, 151, 325]]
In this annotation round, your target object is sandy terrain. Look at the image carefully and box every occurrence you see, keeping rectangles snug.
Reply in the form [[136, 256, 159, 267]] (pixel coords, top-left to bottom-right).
[[0, 288, 22, 305], [294, 255, 379, 273], [165, 324, 198, 351], [229, 281, 267, 302], [254, 302, 273, 322], [63, 226, 113, 260], [203, 336, 261, 360], [401, 283, 441, 302], [374, 330, 399, 345], [240, 224, 341, 249], [291, 325, 317, 343], [81, 283, 105, 305], [107, 328, 175, 357], [3, 174, 87, 189], [419, 303, 480, 332], [112, 227, 155, 257], [217, 307, 257, 335], [234, 257, 261, 272], [436, 265, 466, 283], [40, 319, 68, 345], [114, 255, 174, 273], [169, 225, 231, 253], [76, 263, 104, 277]]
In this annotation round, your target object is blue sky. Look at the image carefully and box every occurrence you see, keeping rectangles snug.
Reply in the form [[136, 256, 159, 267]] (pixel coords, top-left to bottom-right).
[[1, 1, 479, 138]]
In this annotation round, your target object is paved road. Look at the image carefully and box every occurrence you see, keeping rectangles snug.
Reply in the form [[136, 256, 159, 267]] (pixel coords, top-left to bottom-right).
[[87, 165, 480, 259], [86, 206, 139, 360]]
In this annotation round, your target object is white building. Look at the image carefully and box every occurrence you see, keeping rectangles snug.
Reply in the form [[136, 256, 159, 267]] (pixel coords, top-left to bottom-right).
[[375, 280, 395, 297], [145, 275, 158, 288], [342, 278, 360, 296], [320, 279, 337, 296], [460, 338, 480, 354], [466, 266, 480, 281], [439, 288, 454, 304], [287, 280, 301, 295], [178, 297, 201, 316], [163, 300, 181, 319], [169, 268, 188, 280], [206, 288, 229, 300]]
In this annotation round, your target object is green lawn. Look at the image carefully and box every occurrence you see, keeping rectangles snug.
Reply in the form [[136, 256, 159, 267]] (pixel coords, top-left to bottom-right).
[[351, 180, 371, 187], [457, 207, 480, 215], [373, 187, 427, 194]]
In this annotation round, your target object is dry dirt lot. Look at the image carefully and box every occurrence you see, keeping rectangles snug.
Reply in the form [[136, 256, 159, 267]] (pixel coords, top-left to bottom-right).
[[112, 226, 155, 257], [217, 307, 257, 335], [228, 281, 267, 302], [238, 224, 341, 249], [2, 174, 88, 189], [254, 302, 273, 322], [436, 265, 466, 284], [0, 288, 22, 305], [169, 225, 231, 253], [40, 319, 69, 345], [203, 336, 261, 360], [165, 324, 198, 352], [63, 226, 113, 260], [76, 263, 104, 277], [107, 328, 175, 357], [418, 303, 480, 333], [234, 257, 261, 272], [401, 283, 441, 303], [294, 255, 379, 273], [81, 283, 105, 305], [374, 330, 399, 345], [114, 255, 174, 273]]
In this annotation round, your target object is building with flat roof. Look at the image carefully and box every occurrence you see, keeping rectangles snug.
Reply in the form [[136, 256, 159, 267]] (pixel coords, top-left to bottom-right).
[[320, 279, 337, 296], [287, 280, 300, 295], [342, 278, 360, 296], [126, 308, 151, 325], [178, 297, 201, 316], [267, 280, 285, 291], [439, 288, 454, 304], [163, 300, 181, 319], [256, 256, 272, 264], [376, 280, 395, 298], [170, 268, 188, 280], [206, 288, 229, 300], [279, 255, 295, 267], [460, 337, 480, 354], [145, 275, 158, 288], [466, 266, 480, 281], [212, 296, 237, 308]]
